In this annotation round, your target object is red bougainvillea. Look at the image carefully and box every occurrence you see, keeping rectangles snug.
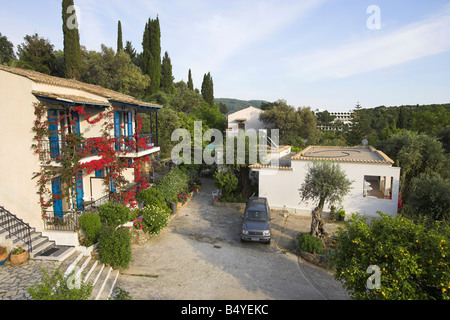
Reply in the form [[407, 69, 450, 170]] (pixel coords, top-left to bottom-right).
[[31, 102, 154, 215]]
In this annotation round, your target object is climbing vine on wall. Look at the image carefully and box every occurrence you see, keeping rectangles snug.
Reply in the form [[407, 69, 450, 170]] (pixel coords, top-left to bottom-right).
[[31, 101, 153, 220]]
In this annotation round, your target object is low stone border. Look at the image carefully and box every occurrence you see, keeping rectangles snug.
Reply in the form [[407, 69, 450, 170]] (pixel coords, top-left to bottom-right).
[[294, 234, 333, 270]]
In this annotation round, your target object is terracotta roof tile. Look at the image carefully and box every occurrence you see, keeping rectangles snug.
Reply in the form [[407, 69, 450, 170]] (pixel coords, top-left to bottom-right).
[[0, 65, 162, 109]]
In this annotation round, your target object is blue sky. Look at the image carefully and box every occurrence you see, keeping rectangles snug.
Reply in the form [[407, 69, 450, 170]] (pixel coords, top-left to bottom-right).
[[1, 0, 450, 111]]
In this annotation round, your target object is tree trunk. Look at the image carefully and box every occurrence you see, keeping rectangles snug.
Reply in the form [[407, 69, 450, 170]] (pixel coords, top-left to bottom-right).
[[239, 166, 252, 198], [310, 199, 327, 239]]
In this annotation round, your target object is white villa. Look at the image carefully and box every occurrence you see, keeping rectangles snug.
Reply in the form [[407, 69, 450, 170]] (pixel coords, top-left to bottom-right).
[[0, 65, 162, 253], [227, 106, 265, 137], [250, 145, 401, 218]]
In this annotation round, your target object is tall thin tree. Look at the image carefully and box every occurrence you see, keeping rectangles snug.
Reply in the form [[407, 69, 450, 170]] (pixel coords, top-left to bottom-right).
[[142, 16, 161, 95], [187, 69, 194, 91], [201, 72, 214, 107], [117, 20, 123, 53], [62, 0, 82, 80], [160, 51, 174, 94]]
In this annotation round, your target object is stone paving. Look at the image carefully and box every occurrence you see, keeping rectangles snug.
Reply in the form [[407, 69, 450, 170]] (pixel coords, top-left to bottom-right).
[[0, 259, 59, 300]]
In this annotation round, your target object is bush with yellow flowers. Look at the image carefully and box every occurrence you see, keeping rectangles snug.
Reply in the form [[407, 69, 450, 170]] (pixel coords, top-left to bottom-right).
[[333, 212, 449, 300]]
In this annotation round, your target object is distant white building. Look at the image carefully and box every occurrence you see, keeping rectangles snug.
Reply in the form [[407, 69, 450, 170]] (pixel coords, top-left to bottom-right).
[[250, 145, 401, 219], [227, 106, 265, 137], [315, 109, 354, 131]]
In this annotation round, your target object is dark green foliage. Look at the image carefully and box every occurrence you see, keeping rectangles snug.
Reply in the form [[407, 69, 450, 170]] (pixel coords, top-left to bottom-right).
[[377, 130, 448, 198], [81, 45, 150, 99], [192, 101, 227, 132], [137, 165, 199, 209], [136, 186, 168, 210], [298, 233, 324, 254], [117, 20, 123, 53], [62, 0, 82, 79], [79, 212, 102, 246], [213, 172, 238, 197], [155, 165, 199, 202], [403, 173, 450, 223], [142, 16, 161, 95], [160, 51, 174, 94], [218, 102, 229, 115], [259, 99, 320, 145], [201, 72, 214, 107], [98, 202, 130, 227], [216, 98, 266, 114], [0, 32, 16, 64], [17, 33, 55, 74], [98, 226, 132, 269], [124, 41, 136, 60], [187, 69, 194, 90]]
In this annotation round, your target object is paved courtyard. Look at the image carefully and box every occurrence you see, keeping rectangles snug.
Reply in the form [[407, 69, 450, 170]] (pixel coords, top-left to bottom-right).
[[116, 177, 349, 300]]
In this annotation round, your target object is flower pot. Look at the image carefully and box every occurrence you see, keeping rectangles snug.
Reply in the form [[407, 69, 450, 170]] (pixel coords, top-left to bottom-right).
[[0, 254, 7, 266], [177, 202, 182, 210], [10, 251, 28, 265], [171, 202, 177, 215], [0, 247, 7, 266]]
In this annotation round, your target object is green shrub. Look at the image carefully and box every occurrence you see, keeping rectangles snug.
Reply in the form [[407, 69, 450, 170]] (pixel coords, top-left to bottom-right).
[[27, 267, 93, 300], [98, 225, 132, 269], [213, 172, 238, 197], [136, 187, 168, 211], [333, 212, 450, 300], [98, 202, 130, 227], [141, 205, 170, 235], [79, 212, 102, 246], [141, 165, 199, 207], [298, 233, 324, 254]]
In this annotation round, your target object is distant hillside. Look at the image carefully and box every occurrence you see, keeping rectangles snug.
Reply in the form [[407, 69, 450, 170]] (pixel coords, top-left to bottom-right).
[[215, 98, 267, 114]]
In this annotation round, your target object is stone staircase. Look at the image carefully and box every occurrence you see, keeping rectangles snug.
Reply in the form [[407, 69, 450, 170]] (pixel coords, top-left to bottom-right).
[[56, 248, 120, 300], [1, 212, 119, 300]]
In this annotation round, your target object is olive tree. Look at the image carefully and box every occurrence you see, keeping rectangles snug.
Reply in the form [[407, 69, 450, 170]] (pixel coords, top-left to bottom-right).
[[299, 161, 353, 239]]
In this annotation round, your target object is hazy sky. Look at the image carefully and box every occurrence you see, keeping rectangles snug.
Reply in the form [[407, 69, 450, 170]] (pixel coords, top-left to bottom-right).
[[1, 0, 450, 111]]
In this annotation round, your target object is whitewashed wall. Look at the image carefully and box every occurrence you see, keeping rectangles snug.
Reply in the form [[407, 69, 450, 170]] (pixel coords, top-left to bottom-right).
[[227, 107, 264, 137], [256, 160, 401, 218]]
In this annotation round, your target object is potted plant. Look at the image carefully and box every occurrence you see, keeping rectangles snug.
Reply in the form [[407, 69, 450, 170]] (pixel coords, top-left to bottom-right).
[[10, 245, 28, 265], [337, 208, 346, 221], [192, 184, 200, 193], [0, 246, 7, 266]]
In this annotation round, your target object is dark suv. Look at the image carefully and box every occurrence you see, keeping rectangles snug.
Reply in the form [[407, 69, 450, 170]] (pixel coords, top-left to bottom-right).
[[240, 197, 272, 244]]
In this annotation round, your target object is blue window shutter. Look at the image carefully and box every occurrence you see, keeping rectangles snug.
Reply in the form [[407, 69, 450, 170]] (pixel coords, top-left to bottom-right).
[[128, 111, 133, 151], [128, 111, 133, 137], [48, 110, 60, 159], [95, 170, 102, 178], [71, 110, 81, 134], [76, 170, 84, 211], [52, 177, 63, 219], [114, 111, 121, 151]]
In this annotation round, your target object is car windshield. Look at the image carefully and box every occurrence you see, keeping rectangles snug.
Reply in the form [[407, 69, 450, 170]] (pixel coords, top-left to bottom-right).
[[245, 210, 268, 221]]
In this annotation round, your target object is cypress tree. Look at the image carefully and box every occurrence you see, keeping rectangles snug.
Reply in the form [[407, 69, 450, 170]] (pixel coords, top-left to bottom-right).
[[62, 0, 82, 80], [117, 20, 123, 53], [141, 16, 161, 95], [187, 69, 194, 91], [201, 72, 214, 107], [160, 51, 174, 94]]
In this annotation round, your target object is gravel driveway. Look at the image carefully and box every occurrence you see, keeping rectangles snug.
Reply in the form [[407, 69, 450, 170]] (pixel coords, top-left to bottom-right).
[[115, 177, 349, 300]]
